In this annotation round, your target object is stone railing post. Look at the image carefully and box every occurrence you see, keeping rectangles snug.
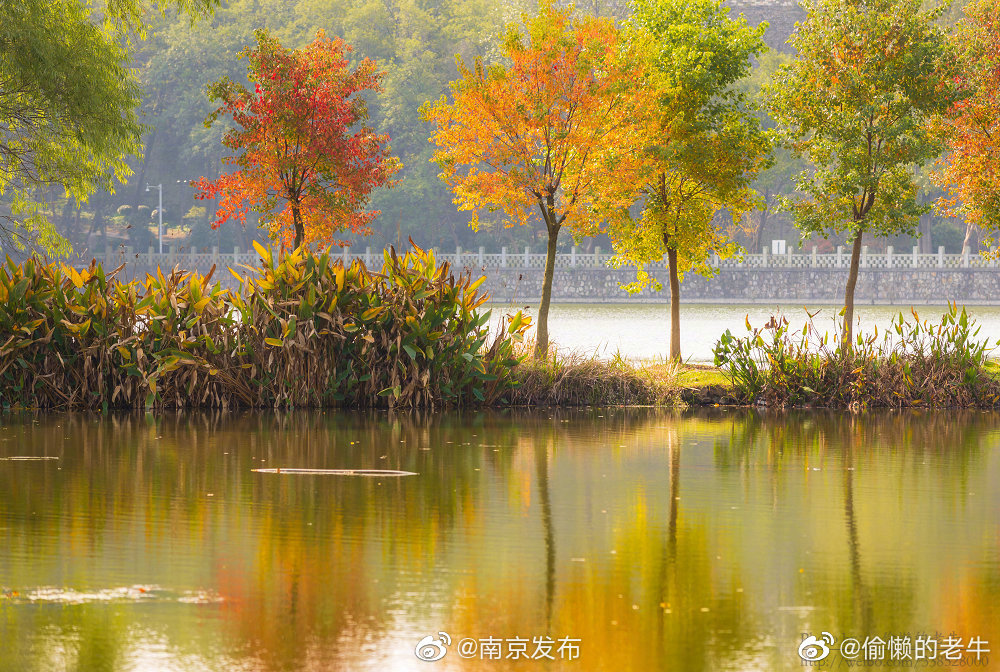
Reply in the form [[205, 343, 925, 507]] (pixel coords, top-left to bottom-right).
[[478, 246, 484, 266], [365, 246, 372, 267], [501, 246, 507, 268], [524, 246, 530, 267], [762, 246, 769, 268], [594, 246, 601, 266], [837, 245, 844, 268], [571, 245, 577, 268], [912, 245, 919, 268], [886, 245, 893, 269], [962, 246, 970, 268], [343, 246, 350, 266], [862, 245, 869, 268], [147, 246, 154, 266], [811, 245, 818, 268], [937, 245, 945, 268]]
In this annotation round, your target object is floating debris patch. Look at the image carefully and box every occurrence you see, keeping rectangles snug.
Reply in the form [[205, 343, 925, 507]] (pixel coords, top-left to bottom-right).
[[176, 590, 226, 604], [0, 585, 223, 605], [0, 456, 59, 461], [251, 468, 418, 476]]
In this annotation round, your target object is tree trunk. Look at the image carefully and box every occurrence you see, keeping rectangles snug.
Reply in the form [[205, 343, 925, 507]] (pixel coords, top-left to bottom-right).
[[842, 230, 864, 348], [751, 188, 770, 252], [667, 246, 681, 361], [535, 223, 560, 360], [96, 205, 107, 249], [292, 203, 304, 249], [919, 212, 932, 254], [962, 221, 976, 253]]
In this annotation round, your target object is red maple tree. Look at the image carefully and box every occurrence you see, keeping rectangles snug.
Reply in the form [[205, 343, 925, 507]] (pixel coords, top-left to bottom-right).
[[936, 0, 1000, 254], [193, 29, 401, 249]]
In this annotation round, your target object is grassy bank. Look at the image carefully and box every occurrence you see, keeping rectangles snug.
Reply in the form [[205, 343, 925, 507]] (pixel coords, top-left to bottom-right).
[[508, 348, 729, 406], [511, 303, 1000, 410]]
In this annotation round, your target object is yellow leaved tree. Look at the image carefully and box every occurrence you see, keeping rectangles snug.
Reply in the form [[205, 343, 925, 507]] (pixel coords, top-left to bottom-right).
[[608, 0, 772, 361]]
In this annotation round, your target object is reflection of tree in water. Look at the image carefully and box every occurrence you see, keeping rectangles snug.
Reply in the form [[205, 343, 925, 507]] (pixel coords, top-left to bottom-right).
[[535, 413, 764, 672], [935, 561, 1000, 657], [0, 601, 129, 672], [535, 427, 556, 630], [0, 410, 538, 671], [5, 408, 704, 670], [656, 425, 682, 658], [711, 408, 998, 641], [654, 423, 761, 671], [716, 409, 998, 473], [3, 408, 995, 671], [843, 442, 873, 634]]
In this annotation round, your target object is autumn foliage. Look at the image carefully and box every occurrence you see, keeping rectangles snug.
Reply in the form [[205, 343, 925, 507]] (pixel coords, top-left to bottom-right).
[[936, 0, 1000, 254], [193, 29, 401, 249], [423, 2, 642, 358], [608, 0, 771, 361]]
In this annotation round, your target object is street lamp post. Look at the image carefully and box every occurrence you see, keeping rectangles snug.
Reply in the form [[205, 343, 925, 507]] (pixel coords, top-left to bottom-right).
[[146, 183, 163, 254]]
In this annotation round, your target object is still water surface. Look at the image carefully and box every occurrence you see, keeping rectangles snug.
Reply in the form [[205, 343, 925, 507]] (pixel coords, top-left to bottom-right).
[[0, 410, 997, 671], [500, 303, 1000, 362]]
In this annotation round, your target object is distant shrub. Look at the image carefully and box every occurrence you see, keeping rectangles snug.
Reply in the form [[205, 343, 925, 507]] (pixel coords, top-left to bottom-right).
[[713, 304, 1000, 409], [0, 243, 529, 409]]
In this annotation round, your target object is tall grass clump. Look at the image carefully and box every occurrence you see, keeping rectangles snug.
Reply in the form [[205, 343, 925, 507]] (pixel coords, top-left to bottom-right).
[[713, 304, 1000, 409], [0, 243, 530, 410], [509, 347, 683, 406]]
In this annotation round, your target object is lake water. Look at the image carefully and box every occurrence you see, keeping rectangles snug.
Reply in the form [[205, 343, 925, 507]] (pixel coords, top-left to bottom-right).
[[1, 410, 997, 671], [495, 303, 1000, 363]]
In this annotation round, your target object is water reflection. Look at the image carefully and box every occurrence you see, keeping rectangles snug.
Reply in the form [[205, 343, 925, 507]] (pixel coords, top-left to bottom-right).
[[0, 409, 997, 671]]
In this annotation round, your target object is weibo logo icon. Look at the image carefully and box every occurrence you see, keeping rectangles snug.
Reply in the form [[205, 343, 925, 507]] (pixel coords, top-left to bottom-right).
[[798, 632, 835, 661]]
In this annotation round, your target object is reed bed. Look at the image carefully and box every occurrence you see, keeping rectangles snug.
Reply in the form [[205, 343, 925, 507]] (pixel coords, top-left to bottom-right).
[[508, 346, 685, 406], [0, 244, 529, 410]]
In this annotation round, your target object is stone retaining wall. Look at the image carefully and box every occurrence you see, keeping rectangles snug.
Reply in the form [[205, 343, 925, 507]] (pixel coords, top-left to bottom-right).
[[479, 267, 1000, 305], [118, 260, 1000, 305]]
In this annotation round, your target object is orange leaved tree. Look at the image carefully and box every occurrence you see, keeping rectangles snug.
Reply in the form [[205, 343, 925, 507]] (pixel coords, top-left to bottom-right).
[[936, 0, 1000, 255], [422, 2, 642, 359], [193, 29, 401, 250]]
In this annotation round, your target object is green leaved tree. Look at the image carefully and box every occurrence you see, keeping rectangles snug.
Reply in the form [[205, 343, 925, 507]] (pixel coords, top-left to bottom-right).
[[766, 0, 960, 346], [0, 0, 215, 254], [608, 0, 771, 361]]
